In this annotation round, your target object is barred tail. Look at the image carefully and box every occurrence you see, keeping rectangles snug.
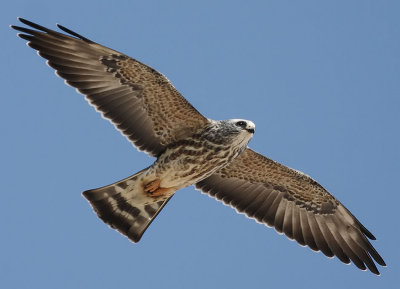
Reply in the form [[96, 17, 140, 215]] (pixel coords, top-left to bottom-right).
[[82, 169, 172, 243]]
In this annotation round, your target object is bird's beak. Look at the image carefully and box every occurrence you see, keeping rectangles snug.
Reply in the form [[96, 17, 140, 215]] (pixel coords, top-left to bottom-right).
[[247, 128, 255, 134]]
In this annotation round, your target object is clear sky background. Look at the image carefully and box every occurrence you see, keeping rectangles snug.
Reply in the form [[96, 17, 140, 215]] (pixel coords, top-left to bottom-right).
[[2, 1, 399, 288]]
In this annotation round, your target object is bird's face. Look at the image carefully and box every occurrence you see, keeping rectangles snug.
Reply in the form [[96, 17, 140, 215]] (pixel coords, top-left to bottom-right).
[[230, 119, 256, 134], [219, 119, 255, 147]]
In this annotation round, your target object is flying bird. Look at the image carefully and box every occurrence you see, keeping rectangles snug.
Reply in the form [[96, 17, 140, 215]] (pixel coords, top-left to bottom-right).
[[11, 18, 385, 275]]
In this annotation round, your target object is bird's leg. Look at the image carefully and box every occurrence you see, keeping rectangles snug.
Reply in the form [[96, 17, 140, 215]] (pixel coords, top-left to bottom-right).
[[144, 179, 171, 197]]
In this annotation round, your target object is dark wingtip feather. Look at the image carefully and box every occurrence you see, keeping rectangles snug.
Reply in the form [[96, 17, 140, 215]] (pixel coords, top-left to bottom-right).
[[56, 23, 93, 42], [368, 246, 386, 267], [10, 25, 27, 34], [12, 17, 93, 44], [16, 17, 53, 33], [360, 223, 376, 240], [10, 26, 40, 38]]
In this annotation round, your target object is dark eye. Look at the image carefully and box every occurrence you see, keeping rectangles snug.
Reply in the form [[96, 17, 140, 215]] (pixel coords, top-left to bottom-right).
[[235, 121, 247, 128]]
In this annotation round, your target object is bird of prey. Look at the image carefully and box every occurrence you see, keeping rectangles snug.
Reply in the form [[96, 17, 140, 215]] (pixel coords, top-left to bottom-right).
[[11, 18, 385, 275]]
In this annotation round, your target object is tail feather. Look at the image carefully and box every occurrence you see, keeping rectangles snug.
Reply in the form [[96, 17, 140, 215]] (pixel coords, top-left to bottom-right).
[[82, 169, 172, 243]]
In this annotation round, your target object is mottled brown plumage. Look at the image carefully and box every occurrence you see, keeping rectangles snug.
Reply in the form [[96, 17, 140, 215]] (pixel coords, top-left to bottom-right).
[[12, 18, 207, 157], [11, 18, 385, 275], [197, 149, 385, 273]]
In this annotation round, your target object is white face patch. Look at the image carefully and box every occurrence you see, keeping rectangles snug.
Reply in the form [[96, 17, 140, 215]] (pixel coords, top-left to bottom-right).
[[224, 119, 256, 148], [228, 119, 256, 130]]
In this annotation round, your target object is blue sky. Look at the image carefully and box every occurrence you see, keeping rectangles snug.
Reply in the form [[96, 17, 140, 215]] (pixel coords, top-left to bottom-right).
[[2, 1, 399, 288]]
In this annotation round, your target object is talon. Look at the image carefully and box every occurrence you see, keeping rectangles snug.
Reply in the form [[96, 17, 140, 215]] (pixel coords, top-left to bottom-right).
[[144, 179, 161, 193], [144, 179, 175, 198], [149, 187, 173, 197]]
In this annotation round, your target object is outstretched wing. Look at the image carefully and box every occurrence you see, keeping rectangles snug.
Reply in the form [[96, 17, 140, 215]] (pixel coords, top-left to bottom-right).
[[196, 148, 385, 275], [11, 18, 209, 157]]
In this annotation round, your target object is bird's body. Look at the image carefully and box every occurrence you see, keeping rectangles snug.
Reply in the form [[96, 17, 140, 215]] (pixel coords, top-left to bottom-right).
[[84, 119, 255, 241], [11, 18, 385, 275], [148, 119, 255, 191]]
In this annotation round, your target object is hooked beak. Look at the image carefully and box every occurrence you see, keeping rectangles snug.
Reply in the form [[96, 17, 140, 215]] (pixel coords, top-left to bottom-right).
[[246, 128, 255, 134]]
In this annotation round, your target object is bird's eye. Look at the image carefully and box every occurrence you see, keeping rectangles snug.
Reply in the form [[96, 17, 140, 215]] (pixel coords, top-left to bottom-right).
[[235, 121, 247, 128]]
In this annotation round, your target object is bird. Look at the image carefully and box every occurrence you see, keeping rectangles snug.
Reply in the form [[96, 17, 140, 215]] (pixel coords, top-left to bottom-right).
[[11, 17, 385, 275]]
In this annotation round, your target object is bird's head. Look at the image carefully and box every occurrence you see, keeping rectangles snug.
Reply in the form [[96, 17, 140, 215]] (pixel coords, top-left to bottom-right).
[[230, 119, 256, 134], [224, 119, 255, 134], [210, 119, 255, 147]]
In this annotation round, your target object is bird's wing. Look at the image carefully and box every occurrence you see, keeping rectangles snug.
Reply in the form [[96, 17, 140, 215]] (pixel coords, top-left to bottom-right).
[[196, 148, 385, 275], [11, 18, 209, 157]]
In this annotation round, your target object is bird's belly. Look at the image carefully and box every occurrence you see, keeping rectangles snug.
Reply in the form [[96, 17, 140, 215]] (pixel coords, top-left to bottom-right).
[[151, 146, 238, 190]]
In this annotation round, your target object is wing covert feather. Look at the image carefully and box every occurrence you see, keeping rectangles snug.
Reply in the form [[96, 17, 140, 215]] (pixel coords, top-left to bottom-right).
[[11, 18, 209, 156], [196, 148, 385, 274]]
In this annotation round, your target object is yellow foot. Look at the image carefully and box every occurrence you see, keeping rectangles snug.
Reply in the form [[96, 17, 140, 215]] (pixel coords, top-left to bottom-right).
[[144, 179, 171, 198], [144, 179, 161, 193]]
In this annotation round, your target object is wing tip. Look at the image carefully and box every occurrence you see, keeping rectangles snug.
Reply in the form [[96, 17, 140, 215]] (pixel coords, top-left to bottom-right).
[[9, 16, 24, 28], [56, 23, 92, 42], [11, 17, 93, 43]]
